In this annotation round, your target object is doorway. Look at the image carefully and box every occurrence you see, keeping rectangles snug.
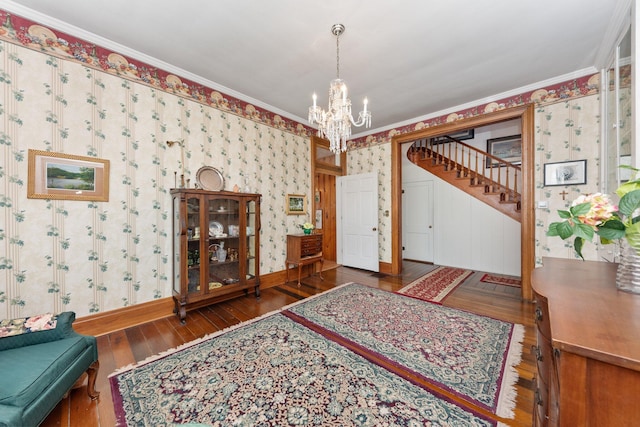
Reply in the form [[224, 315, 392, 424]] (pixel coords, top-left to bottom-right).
[[402, 180, 434, 262], [337, 172, 380, 272], [391, 105, 535, 301], [311, 136, 346, 262]]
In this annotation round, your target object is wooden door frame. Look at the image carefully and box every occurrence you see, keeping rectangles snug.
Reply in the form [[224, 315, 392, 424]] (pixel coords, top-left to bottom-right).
[[391, 104, 535, 301], [311, 136, 346, 261]]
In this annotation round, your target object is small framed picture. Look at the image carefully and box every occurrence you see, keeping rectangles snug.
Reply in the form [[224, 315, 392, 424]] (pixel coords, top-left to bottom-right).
[[486, 134, 522, 167], [27, 149, 110, 201], [286, 194, 306, 215], [543, 160, 587, 186]]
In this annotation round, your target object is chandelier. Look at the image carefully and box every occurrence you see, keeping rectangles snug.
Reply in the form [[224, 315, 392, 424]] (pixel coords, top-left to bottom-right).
[[308, 24, 372, 153]]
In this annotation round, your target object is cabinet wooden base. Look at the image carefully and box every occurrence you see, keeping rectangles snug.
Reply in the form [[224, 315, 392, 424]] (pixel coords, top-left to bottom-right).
[[172, 284, 260, 323]]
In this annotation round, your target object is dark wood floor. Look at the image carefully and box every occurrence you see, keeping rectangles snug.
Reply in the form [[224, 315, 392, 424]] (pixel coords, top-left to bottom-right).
[[42, 261, 535, 426]]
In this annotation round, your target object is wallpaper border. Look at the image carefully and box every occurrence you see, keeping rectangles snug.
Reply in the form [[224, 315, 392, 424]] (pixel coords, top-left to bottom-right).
[[0, 9, 601, 153]]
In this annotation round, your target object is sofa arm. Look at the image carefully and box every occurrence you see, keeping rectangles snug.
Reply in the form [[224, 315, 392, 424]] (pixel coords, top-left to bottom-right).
[[0, 312, 77, 351]]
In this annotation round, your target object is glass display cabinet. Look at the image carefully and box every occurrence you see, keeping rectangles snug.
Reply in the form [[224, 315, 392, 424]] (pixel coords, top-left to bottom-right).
[[171, 189, 261, 323]]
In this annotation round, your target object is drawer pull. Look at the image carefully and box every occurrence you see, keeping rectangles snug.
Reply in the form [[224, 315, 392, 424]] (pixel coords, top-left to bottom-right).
[[535, 389, 544, 406], [535, 307, 543, 321], [532, 345, 543, 361]]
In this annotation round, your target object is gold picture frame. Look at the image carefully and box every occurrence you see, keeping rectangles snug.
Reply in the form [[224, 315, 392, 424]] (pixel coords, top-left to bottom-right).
[[27, 150, 110, 201], [286, 194, 306, 215]]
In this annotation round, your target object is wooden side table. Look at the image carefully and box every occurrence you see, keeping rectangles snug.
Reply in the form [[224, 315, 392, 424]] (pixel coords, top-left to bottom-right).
[[286, 233, 324, 286]]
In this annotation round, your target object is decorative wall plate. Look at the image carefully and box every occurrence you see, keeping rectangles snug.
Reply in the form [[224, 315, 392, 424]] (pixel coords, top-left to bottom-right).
[[209, 221, 224, 237], [196, 166, 224, 191]]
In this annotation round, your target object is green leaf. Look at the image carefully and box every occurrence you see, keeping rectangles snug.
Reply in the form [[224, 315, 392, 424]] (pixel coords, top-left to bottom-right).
[[618, 189, 640, 217], [596, 219, 626, 240], [574, 237, 585, 260], [546, 222, 560, 237], [570, 202, 591, 216], [616, 180, 640, 198], [573, 223, 595, 241], [556, 221, 575, 240], [625, 221, 640, 251], [557, 210, 572, 219]]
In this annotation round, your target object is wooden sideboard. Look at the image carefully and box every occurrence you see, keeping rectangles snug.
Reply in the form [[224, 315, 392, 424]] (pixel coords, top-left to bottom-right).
[[531, 257, 640, 426], [286, 233, 324, 286]]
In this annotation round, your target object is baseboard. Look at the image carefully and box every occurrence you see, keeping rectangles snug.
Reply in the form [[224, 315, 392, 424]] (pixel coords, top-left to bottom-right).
[[74, 298, 175, 337], [379, 262, 392, 274], [73, 269, 295, 336]]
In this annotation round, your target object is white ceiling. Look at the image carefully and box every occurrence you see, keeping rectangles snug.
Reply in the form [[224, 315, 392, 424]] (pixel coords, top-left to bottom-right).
[[1, 0, 626, 137]]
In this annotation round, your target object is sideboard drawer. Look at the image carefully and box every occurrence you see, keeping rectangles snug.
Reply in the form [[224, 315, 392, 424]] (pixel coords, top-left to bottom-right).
[[535, 330, 554, 385], [534, 292, 551, 339], [300, 235, 323, 257]]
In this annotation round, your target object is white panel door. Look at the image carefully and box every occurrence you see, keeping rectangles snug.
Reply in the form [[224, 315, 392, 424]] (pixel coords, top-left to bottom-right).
[[338, 172, 379, 272], [402, 180, 433, 262]]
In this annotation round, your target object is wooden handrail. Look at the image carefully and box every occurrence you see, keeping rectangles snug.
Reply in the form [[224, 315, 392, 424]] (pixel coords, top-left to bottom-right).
[[408, 134, 521, 205]]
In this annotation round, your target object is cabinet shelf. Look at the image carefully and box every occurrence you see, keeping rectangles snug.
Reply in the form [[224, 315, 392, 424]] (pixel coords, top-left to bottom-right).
[[172, 189, 261, 323]]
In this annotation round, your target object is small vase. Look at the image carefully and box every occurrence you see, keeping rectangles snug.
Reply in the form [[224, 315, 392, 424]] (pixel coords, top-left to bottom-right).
[[303, 228, 312, 235], [616, 240, 640, 294]]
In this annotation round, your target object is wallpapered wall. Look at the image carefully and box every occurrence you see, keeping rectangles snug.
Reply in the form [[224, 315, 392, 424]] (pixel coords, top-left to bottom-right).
[[534, 94, 603, 264], [0, 41, 313, 319], [0, 34, 604, 320]]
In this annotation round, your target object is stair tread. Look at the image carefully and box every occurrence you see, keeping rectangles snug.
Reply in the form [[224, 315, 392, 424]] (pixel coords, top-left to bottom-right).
[[410, 151, 522, 222]]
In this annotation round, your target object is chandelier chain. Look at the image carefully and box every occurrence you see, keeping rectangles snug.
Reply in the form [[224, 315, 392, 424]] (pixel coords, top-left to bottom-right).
[[336, 30, 340, 79], [308, 24, 371, 153]]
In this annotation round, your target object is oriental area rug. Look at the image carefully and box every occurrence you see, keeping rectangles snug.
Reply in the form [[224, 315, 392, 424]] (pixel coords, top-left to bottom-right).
[[480, 273, 522, 288], [286, 283, 524, 420], [396, 265, 474, 303], [110, 283, 523, 426]]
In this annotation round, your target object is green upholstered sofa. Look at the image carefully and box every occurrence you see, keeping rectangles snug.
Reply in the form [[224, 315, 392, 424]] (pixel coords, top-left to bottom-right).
[[0, 311, 99, 427]]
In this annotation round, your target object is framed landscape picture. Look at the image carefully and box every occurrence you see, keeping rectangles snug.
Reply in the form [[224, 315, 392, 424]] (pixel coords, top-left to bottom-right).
[[486, 134, 522, 167], [27, 150, 110, 201], [286, 194, 306, 215]]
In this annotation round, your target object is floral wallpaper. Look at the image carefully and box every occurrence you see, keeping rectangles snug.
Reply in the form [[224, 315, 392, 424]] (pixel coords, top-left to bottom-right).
[[0, 41, 310, 319], [0, 10, 608, 320], [534, 94, 602, 265]]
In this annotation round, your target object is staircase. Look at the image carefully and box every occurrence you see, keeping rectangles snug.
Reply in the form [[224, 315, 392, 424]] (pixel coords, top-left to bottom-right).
[[407, 136, 522, 222]]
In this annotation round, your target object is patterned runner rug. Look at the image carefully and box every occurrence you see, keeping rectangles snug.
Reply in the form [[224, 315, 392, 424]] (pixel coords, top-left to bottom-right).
[[109, 312, 497, 426], [285, 283, 524, 420], [397, 265, 474, 303], [480, 273, 522, 287]]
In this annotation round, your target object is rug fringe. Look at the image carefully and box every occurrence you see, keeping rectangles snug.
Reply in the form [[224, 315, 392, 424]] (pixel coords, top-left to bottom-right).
[[109, 307, 283, 377], [495, 323, 525, 419]]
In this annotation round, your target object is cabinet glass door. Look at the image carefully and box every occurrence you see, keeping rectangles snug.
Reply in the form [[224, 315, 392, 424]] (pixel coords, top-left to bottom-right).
[[186, 196, 201, 295], [173, 195, 181, 294], [207, 198, 240, 289], [246, 199, 257, 280]]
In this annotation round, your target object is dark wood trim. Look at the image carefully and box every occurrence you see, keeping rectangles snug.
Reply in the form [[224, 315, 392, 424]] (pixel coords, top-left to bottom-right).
[[74, 297, 175, 337], [379, 261, 393, 274], [391, 105, 535, 300], [74, 269, 323, 336]]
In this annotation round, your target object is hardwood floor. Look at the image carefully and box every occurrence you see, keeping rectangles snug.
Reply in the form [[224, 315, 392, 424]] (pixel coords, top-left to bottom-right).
[[42, 261, 535, 426]]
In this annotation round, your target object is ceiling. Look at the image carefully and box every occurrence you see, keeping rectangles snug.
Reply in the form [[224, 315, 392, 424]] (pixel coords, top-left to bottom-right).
[[2, 0, 625, 137]]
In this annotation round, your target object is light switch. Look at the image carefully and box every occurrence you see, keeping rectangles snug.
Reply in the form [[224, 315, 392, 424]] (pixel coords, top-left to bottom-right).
[[537, 201, 548, 209]]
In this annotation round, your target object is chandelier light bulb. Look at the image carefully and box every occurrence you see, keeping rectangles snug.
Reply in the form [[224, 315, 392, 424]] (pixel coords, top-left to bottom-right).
[[308, 24, 372, 153]]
